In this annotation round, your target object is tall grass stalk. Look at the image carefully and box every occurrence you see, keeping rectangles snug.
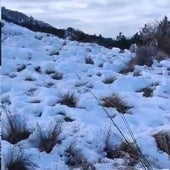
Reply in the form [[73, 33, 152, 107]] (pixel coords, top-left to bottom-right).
[[91, 91, 153, 170]]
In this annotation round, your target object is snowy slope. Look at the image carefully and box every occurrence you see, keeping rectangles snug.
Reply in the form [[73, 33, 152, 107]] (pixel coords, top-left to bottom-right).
[[1, 21, 170, 170]]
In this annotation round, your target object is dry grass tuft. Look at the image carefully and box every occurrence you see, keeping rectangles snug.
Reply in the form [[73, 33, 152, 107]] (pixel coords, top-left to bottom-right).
[[35, 122, 62, 153], [153, 132, 170, 155], [2, 111, 31, 144], [58, 93, 77, 107], [137, 87, 153, 97], [4, 147, 36, 170], [100, 93, 132, 113]]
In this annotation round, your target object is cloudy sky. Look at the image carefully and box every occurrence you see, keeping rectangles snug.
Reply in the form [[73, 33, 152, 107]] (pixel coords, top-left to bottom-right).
[[2, 0, 170, 38]]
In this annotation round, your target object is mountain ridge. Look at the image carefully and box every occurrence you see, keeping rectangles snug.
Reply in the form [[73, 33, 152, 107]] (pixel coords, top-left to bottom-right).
[[1, 7, 131, 49]]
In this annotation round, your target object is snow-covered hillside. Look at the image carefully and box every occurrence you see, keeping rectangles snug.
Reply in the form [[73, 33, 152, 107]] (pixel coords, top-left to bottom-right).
[[1, 21, 170, 170]]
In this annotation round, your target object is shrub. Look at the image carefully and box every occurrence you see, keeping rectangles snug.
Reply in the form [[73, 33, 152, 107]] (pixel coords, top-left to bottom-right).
[[58, 93, 77, 107], [28, 99, 41, 103], [100, 93, 132, 113], [102, 76, 116, 84], [4, 147, 35, 170], [153, 132, 170, 155], [35, 122, 62, 153], [2, 111, 31, 144], [85, 56, 94, 65], [135, 46, 157, 67]]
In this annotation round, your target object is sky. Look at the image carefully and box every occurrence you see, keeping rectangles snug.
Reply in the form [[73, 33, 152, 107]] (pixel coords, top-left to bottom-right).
[[2, 0, 170, 38]]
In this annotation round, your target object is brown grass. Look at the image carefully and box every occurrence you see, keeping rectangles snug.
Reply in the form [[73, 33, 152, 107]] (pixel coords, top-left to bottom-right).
[[100, 93, 132, 113], [58, 93, 77, 107], [153, 132, 170, 155], [2, 111, 31, 144]]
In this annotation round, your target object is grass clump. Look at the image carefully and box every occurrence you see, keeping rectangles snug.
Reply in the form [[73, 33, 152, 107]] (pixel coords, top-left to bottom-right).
[[58, 93, 77, 107], [35, 122, 62, 153], [100, 93, 132, 113], [64, 143, 95, 169], [2, 111, 31, 144], [4, 147, 36, 170], [104, 141, 140, 166], [153, 132, 170, 155]]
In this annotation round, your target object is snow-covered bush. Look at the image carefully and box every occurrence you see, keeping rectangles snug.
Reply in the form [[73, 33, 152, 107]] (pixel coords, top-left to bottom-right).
[[85, 56, 94, 65]]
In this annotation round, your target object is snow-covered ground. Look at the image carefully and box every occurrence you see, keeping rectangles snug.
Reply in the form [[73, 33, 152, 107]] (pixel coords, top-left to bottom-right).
[[1, 21, 170, 170]]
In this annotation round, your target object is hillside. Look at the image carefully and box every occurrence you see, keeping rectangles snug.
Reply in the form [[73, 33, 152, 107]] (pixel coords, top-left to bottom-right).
[[1, 19, 170, 170]]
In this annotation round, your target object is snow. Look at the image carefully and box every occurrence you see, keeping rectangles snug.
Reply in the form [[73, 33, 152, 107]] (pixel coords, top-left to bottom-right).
[[1, 20, 170, 170]]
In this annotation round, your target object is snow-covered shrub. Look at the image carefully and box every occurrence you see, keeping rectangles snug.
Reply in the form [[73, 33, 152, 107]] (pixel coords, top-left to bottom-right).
[[49, 51, 59, 56], [102, 76, 116, 84], [135, 46, 157, 67], [85, 56, 94, 65], [3, 147, 36, 170], [119, 58, 135, 74], [34, 66, 42, 73], [45, 68, 63, 80], [64, 143, 95, 169], [24, 76, 36, 81], [2, 111, 31, 144], [100, 93, 132, 113], [16, 64, 26, 72], [45, 68, 55, 74], [34, 122, 62, 153], [51, 71, 63, 80], [58, 93, 77, 108], [137, 87, 153, 97]]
